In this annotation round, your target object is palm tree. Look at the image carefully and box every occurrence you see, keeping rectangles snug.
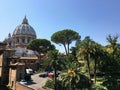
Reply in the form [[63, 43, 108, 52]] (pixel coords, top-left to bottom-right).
[[106, 34, 119, 55], [77, 36, 94, 84], [61, 61, 81, 90], [47, 50, 59, 90], [77, 37, 106, 83], [91, 43, 105, 83], [101, 35, 120, 90]]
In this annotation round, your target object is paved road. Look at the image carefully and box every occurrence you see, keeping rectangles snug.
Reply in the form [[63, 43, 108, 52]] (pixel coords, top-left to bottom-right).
[[27, 73, 49, 90]]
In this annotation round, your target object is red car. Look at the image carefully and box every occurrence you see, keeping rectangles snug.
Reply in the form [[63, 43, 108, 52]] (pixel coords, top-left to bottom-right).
[[48, 72, 54, 78], [48, 71, 61, 78]]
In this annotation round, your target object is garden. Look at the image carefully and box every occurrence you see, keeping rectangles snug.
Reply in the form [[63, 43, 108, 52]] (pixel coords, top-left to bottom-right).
[[27, 29, 120, 90]]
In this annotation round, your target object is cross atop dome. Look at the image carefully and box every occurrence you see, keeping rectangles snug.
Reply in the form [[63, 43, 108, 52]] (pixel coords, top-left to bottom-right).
[[22, 16, 28, 24]]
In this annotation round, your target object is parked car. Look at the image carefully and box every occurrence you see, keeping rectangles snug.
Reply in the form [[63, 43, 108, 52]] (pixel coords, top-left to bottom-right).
[[48, 72, 54, 78], [48, 70, 61, 78], [19, 79, 28, 85], [26, 68, 34, 75], [39, 72, 48, 78]]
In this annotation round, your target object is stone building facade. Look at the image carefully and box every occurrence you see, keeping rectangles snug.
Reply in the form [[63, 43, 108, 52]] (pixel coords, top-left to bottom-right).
[[0, 17, 39, 90], [4, 16, 37, 57]]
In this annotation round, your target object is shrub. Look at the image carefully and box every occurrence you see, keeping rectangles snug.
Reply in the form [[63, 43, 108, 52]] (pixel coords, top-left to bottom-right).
[[44, 79, 68, 90], [44, 79, 54, 89], [92, 84, 107, 90]]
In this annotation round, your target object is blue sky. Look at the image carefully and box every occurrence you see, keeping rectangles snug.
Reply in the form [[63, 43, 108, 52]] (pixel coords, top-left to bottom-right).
[[0, 0, 120, 52]]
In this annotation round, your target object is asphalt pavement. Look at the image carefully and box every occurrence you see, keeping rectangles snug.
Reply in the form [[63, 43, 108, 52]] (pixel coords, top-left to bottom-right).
[[27, 73, 49, 90]]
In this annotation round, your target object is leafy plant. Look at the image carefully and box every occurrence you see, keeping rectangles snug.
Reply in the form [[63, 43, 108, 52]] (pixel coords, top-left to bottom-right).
[[44, 79, 54, 89], [92, 84, 107, 90]]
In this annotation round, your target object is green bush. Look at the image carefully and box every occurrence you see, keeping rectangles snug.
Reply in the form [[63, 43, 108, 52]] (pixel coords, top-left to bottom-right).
[[76, 74, 91, 89], [44, 79, 54, 89], [92, 84, 107, 90], [44, 79, 68, 90]]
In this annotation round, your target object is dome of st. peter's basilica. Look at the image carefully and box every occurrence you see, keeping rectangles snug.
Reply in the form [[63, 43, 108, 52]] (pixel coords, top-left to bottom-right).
[[4, 16, 37, 57], [13, 16, 36, 37], [12, 16, 36, 48]]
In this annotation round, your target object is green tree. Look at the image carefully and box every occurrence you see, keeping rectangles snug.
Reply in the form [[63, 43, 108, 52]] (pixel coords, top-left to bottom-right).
[[70, 47, 77, 58], [27, 39, 55, 61], [77, 36, 94, 84], [91, 42, 105, 83], [27, 39, 55, 54], [101, 35, 120, 90], [51, 29, 80, 55], [106, 34, 119, 56], [77, 36, 106, 84], [47, 50, 59, 90], [61, 61, 81, 90]]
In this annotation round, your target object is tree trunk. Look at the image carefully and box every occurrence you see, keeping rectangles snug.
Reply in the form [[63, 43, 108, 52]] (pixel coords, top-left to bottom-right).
[[70, 82, 72, 90], [87, 54, 91, 84], [67, 43, 70, 55], [63, 44, 68, 55], [54, 63, 57, 90], [94, 59, 96, 83]]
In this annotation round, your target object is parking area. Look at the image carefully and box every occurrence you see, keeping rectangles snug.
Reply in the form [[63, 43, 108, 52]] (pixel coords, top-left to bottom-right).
[[27, 73, 49, 90]]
